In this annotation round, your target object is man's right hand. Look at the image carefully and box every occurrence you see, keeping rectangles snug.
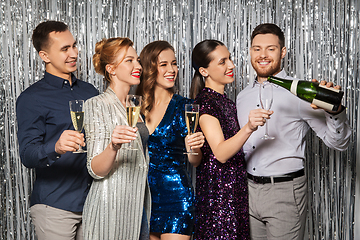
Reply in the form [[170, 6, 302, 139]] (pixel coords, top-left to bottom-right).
[[55, 130, 85, 154]]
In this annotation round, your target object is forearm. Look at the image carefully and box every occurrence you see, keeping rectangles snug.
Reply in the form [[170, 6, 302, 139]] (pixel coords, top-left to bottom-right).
[[20, 140, 59, 168], [90, 143, 119, 177], [211, 124, 253, 163]]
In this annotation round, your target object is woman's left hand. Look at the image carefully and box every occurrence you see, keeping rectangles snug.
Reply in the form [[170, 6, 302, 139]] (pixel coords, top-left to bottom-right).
[[186, 132, 205, 149]]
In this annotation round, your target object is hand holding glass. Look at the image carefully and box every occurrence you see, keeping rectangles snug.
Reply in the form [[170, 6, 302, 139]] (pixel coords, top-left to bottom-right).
[[184, 104, 199, 155], [259, 82, 275, 140], [125, 94, 142, 150], [69, 100, 86, 153]]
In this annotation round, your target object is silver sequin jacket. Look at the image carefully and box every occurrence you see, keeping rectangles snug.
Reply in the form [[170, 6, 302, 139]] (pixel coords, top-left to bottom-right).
[[82, 87, 151, 240]]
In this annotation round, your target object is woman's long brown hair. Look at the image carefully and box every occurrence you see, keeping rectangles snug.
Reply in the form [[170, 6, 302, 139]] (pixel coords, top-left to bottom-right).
[[136, 41, 175, 120]]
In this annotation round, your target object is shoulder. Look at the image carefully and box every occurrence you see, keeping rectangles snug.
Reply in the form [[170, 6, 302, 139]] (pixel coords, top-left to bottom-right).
[[76, 79, 99, 94], [195, 89, 223, 115], [236, 84, 253, 99], [172, 94, 193, 113], [84, 92, 122, 123], [16, 79, 47, 105], [19, 79, 47, 95], [173, 94, 193, 105], [194, 88, 218, 105], [85, 91, 110, 107]]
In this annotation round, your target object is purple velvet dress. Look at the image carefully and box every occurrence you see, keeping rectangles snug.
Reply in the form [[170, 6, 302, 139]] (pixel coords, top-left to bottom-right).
[[194, 87, 250, 240]]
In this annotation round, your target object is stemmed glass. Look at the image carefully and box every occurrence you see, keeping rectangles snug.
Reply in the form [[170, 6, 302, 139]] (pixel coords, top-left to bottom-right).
[[184, 104, 199, 155], [259, 81, 275, 140], [125, 94, 142, 150], [69, 100, 86, 153]]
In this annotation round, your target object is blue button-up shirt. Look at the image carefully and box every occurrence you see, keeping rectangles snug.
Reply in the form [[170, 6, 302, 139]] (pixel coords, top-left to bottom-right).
[[16, 72, 98, 212]]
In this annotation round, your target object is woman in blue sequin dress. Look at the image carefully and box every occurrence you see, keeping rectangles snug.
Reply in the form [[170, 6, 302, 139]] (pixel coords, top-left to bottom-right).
[[136, 41, 205, 240], [190, 40, 272, 239]]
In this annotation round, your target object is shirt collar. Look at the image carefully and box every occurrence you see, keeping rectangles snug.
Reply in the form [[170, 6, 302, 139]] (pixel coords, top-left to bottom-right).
[[252, 69, 287, 87], [44, 72, 78, 88]]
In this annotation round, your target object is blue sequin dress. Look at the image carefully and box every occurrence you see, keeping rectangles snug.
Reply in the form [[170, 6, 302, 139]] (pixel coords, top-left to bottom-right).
[[148, 94, 195, 235]]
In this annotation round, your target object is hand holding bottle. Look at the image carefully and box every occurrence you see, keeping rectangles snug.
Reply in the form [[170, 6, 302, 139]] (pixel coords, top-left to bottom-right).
[[310, 79, 343, 113], [267, 76, 344, 112]]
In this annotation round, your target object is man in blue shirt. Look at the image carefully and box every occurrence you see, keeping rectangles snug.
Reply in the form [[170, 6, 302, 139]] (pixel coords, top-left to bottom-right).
[[16, 21, 98, 240]]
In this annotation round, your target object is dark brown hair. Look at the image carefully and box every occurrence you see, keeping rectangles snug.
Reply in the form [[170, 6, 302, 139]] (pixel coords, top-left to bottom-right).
[[251, 23, 285, 49], [92, 37, 133, 83], [190, 39, 224, 99], [32, 21, 69, 52], [136, 40, 175, 119]]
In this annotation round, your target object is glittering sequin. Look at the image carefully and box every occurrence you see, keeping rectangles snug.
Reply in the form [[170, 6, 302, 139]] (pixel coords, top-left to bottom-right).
[[148, 94, 195, 235], [194, 88, 250, 240]]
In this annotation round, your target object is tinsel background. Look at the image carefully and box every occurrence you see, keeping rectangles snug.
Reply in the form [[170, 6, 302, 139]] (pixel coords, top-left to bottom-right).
[[0, 0, 359, 239]]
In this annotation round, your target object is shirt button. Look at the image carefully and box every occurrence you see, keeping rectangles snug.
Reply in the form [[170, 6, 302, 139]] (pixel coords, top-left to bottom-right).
[[330, 116, 333, 119], [257, 104, 260, 107], [253, 167, 256, 171], [335, 118, 338, 121], [56, 156, 60, 159], [46, 164, 50, 167], [253, 146, 255, 149], [64, 81, 67, 84]]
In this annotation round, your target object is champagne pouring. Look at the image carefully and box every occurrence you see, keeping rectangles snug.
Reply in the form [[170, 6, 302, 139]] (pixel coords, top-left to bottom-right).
[[259, 82, 275, 140], [69, 100, 86, 153], [125, 94, 141, 150], [184, 104, 199, 155]]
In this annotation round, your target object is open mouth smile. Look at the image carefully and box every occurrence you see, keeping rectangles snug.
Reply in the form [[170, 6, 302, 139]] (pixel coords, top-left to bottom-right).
[[226, 71, 234, 77], [131, 71, 141, 78]]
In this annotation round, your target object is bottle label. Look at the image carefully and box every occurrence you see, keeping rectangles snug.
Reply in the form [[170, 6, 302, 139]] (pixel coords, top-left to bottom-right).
[[290, 80, 299, 95], [312, 99, 335, 111]]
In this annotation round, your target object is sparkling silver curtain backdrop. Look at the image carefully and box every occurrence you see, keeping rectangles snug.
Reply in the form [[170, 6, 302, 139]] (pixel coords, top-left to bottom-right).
[[0, 0, 359, 239]]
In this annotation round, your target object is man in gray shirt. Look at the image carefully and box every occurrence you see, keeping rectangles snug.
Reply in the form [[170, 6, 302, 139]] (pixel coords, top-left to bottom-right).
[[236, 23, 351, 240]]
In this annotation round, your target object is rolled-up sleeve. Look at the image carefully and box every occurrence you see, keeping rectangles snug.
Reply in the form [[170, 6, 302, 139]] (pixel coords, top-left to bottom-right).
[[301, 102, 351, 151], [84, 98, 109, 179]]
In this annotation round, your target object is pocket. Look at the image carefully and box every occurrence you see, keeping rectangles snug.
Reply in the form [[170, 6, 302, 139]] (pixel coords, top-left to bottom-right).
[[292, 175, 307, 217]]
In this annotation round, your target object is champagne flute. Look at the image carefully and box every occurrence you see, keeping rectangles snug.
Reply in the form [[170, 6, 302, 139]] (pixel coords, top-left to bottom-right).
[[69, 100, 86, 153], [125, 94, 142, 150], [259, 81, 275, 140], [184, 104, 199, 155]]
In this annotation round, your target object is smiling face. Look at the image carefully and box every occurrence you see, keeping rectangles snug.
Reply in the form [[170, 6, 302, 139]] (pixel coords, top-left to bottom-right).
[[200, 45, 235, 86], [250, 33, 287, 83], [155, 49, 178, 90], [39, 30, 78, 81], [110, 46, 142, 87]]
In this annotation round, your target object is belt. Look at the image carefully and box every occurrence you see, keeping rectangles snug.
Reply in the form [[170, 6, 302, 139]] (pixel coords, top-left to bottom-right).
[[247, 169, 305, 184]]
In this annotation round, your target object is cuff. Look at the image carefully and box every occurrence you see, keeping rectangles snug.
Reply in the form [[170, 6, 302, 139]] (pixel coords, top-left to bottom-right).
[[43, 141, 61, 166]]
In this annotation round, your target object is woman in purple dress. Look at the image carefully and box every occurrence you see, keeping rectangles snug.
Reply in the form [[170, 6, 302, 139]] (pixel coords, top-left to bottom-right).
[[190, 40, 272, 239]]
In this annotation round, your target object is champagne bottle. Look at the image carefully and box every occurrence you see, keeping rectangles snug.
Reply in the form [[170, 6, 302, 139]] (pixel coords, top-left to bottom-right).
[[267, 75, 344, 112]]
